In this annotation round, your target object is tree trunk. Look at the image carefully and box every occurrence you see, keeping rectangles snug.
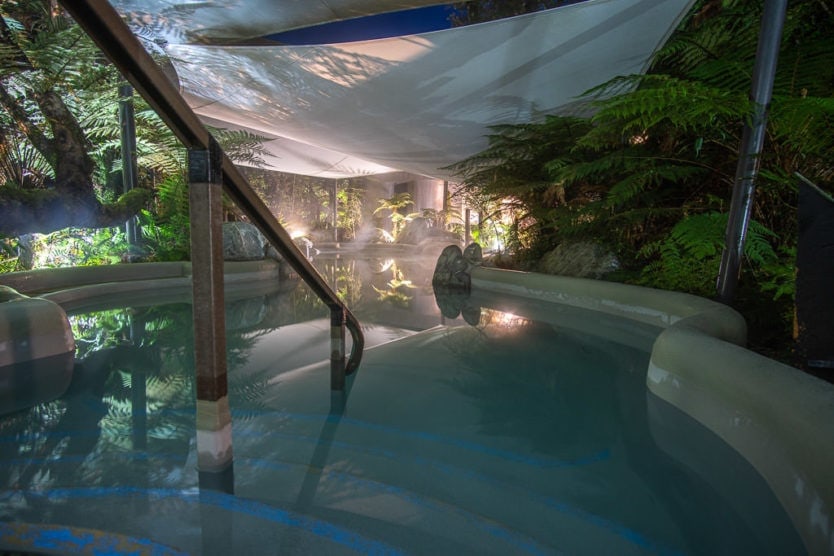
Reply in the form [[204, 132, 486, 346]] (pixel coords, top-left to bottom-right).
[[0, 7, 149, 236], [0, 187, 150, 236]]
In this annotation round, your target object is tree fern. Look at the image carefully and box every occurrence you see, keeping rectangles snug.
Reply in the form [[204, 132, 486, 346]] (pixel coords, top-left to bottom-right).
[[579, 75, 749, 150], [769, 95, 834, 182], [651, 0, 761, 77], [604, 161, 706, 209], [638, 212, 777, 295]]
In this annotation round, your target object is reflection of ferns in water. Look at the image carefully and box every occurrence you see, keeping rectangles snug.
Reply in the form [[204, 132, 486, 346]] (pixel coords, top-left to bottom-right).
[[102, 372, 193, 446], [70, 310, 135, 359], [372, 285, 413, 308], [228, 379, 271, 419], [369, 259, 416, 308], [0, 402, 71, 493], [0, 401, 67, 455]]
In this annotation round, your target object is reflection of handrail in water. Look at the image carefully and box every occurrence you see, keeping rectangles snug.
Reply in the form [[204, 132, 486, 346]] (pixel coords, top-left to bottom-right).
[[62, 0, 364, 387]]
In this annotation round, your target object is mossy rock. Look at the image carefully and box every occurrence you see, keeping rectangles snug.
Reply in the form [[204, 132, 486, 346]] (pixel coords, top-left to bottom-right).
[[538, 241, 619, 279]]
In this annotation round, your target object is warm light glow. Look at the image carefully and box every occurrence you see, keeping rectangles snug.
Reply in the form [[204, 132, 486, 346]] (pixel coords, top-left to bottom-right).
[[378, 229, 395, 243], [378, 259, 395, 273], [480, 308, 530, 331], [629, 133, 648, 145], [497, 311, 518, 326]]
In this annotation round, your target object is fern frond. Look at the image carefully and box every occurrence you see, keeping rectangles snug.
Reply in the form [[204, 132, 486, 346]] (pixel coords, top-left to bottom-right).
[[579, 76, 748, 150], [771, 95, 834, 158], [209, 127, 272, 168]]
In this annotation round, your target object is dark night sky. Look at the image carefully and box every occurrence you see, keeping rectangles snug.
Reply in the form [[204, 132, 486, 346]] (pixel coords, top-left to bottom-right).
[[266, 5, 457, 45]]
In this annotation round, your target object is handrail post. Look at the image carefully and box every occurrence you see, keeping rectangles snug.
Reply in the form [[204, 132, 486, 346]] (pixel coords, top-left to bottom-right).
[[331, 305, 346, 391], [189, 137, 234, 480]]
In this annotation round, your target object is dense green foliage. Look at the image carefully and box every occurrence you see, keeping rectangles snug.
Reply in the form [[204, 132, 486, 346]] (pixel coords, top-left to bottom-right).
[[449, 0, 833, 360], [0, 0, 272, 268]]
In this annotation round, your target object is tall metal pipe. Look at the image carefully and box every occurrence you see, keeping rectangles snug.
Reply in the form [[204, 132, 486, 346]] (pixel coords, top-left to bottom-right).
[[716, 0, 787, 304], [119, 84, 139, 249], [333, 179, 339, 243]]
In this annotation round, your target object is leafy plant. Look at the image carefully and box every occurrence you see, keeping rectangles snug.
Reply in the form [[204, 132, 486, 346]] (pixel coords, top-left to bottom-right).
[[374, 192, 419, 239], [637, 212, 777, 297], [336, 180, 364, 240]]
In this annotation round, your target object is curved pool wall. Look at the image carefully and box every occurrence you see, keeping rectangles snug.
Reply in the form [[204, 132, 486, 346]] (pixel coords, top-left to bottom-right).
[[0, 286, 75, 416], [0, 260, 289, 311], [470, 265, 834, 556]]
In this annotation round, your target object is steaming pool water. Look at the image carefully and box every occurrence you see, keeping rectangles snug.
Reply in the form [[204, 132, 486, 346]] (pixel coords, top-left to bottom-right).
[[0, 253, 806, 554]]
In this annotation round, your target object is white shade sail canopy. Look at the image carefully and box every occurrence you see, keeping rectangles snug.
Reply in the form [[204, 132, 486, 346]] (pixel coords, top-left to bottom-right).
[[117, 0, 694, 179]]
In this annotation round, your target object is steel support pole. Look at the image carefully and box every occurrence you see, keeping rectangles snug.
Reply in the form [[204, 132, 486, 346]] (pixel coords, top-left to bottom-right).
[[465, 208, 472, 246], [333, 179, 339, 243], [443, 180, 450, 229], [716, 0, 787, 304], [189, 138, 233, 475], [118, 84, 139, 251]]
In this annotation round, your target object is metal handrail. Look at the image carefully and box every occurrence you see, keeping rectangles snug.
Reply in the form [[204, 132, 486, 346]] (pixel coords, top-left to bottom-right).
[[60, 0, 364, 377]]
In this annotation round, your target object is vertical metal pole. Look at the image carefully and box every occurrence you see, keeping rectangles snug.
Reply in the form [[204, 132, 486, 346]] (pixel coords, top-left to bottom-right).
[[189, 137, 233, 476], [129, 315, 147, 451], [716, 0, 787, 303], [330, 306, 346, 391], [465, 207, 472, 246], [442, 180, 450, 229], [333, 179, 339, 243], [119, 84, 140, 252]]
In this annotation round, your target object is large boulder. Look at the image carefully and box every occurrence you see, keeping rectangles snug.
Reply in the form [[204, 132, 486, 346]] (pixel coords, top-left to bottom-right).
[[432, 242, 483, 292], [396, 217, 431, 245], [432, 243, 484, 324], [222, 222, 268, 261], [432, 245, 470, 291], [222, 222, 286, 262], [537, 241, 619, 279], [397, 217, 459, 246], [463, 242, 483, 266]]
